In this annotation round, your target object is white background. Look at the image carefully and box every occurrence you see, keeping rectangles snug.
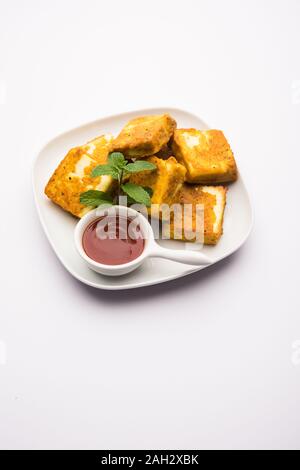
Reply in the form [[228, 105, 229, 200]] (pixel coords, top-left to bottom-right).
[[0, 0, 300, 450]]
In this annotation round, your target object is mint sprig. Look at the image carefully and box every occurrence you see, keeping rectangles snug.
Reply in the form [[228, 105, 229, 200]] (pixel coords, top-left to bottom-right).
[[108, 152, 128, 168], [80, 190, 113, 207], [125, 160, 157, 173], [91, 164, 119, 179], [80, 152, 156, 208], [121, 183, 152, 207]]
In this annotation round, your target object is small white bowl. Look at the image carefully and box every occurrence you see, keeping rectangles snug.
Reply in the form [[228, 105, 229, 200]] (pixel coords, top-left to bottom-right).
[[74, 205, 212, 277]]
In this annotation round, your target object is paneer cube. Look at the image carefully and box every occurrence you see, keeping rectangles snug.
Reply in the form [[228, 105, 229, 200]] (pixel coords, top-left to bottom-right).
[[112, 114, 176, 158], [162, 184, 227, 245], [45, 134, 115, 217], [172, 129, 237, 184], [128, 156, 186, 207]]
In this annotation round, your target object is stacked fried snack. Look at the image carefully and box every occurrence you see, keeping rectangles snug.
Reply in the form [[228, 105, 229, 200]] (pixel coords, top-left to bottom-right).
[[45, 113, 238, 245]]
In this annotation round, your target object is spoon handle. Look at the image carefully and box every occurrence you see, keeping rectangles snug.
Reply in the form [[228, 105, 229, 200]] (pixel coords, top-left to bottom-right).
[[151, 245, 212, 266]]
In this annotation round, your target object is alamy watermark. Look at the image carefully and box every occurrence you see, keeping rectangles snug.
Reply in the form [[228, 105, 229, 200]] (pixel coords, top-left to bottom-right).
[[93, 200, 205, 247], [291, 340, 300, 367]]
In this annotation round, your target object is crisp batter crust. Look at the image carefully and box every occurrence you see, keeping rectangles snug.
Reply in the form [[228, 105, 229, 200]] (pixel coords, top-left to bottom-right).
[[45, 135, 115, 218], [163, 184, 227, 245], [112, 114, 177, 158], [128, 156, 186, 207], [172, 129, 238, 184]]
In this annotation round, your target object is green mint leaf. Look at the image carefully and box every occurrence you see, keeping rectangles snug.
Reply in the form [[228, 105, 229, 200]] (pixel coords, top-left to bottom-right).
[[125, 161, 157, 173], [91, 164, 119, 180], [121, 183, 152, 207], [108, 152, 127, 169], [122, 195, 136, 206], [124, 187, 153, 206], [143, 186, 153, 197], [80, 190, 113, 207]]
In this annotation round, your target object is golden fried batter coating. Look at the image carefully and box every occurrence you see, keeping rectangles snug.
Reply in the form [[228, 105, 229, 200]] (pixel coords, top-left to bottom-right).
[[172, 129, 237, 184], [45, 134, 115, 218], [128, 156, 186, 207], [162, 184, 227, 245], [112, 114, 176, 158]]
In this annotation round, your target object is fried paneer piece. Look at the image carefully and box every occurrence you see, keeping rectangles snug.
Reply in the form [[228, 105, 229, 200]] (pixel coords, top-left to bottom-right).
[[172, 129, 238, 184], [45, 134, 114, 218], [162, 184, 227, 245], [128, 156, 186, 206], [112, 114, 177, 158]]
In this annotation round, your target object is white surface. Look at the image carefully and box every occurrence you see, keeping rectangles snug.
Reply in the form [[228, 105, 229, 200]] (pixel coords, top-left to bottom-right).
[[34, 107, 252, 289], [0, 0, 300, 450]]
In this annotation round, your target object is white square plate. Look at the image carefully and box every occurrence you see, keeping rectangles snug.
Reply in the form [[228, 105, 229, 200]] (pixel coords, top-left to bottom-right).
[[32, 108, 253, 290]]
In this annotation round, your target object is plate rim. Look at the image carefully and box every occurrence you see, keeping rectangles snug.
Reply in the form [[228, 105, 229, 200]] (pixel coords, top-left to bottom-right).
[[32, 106, 254, 290]]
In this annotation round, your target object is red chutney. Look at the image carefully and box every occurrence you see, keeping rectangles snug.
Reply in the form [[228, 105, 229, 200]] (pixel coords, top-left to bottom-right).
[[82, 215, 144, 265]]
